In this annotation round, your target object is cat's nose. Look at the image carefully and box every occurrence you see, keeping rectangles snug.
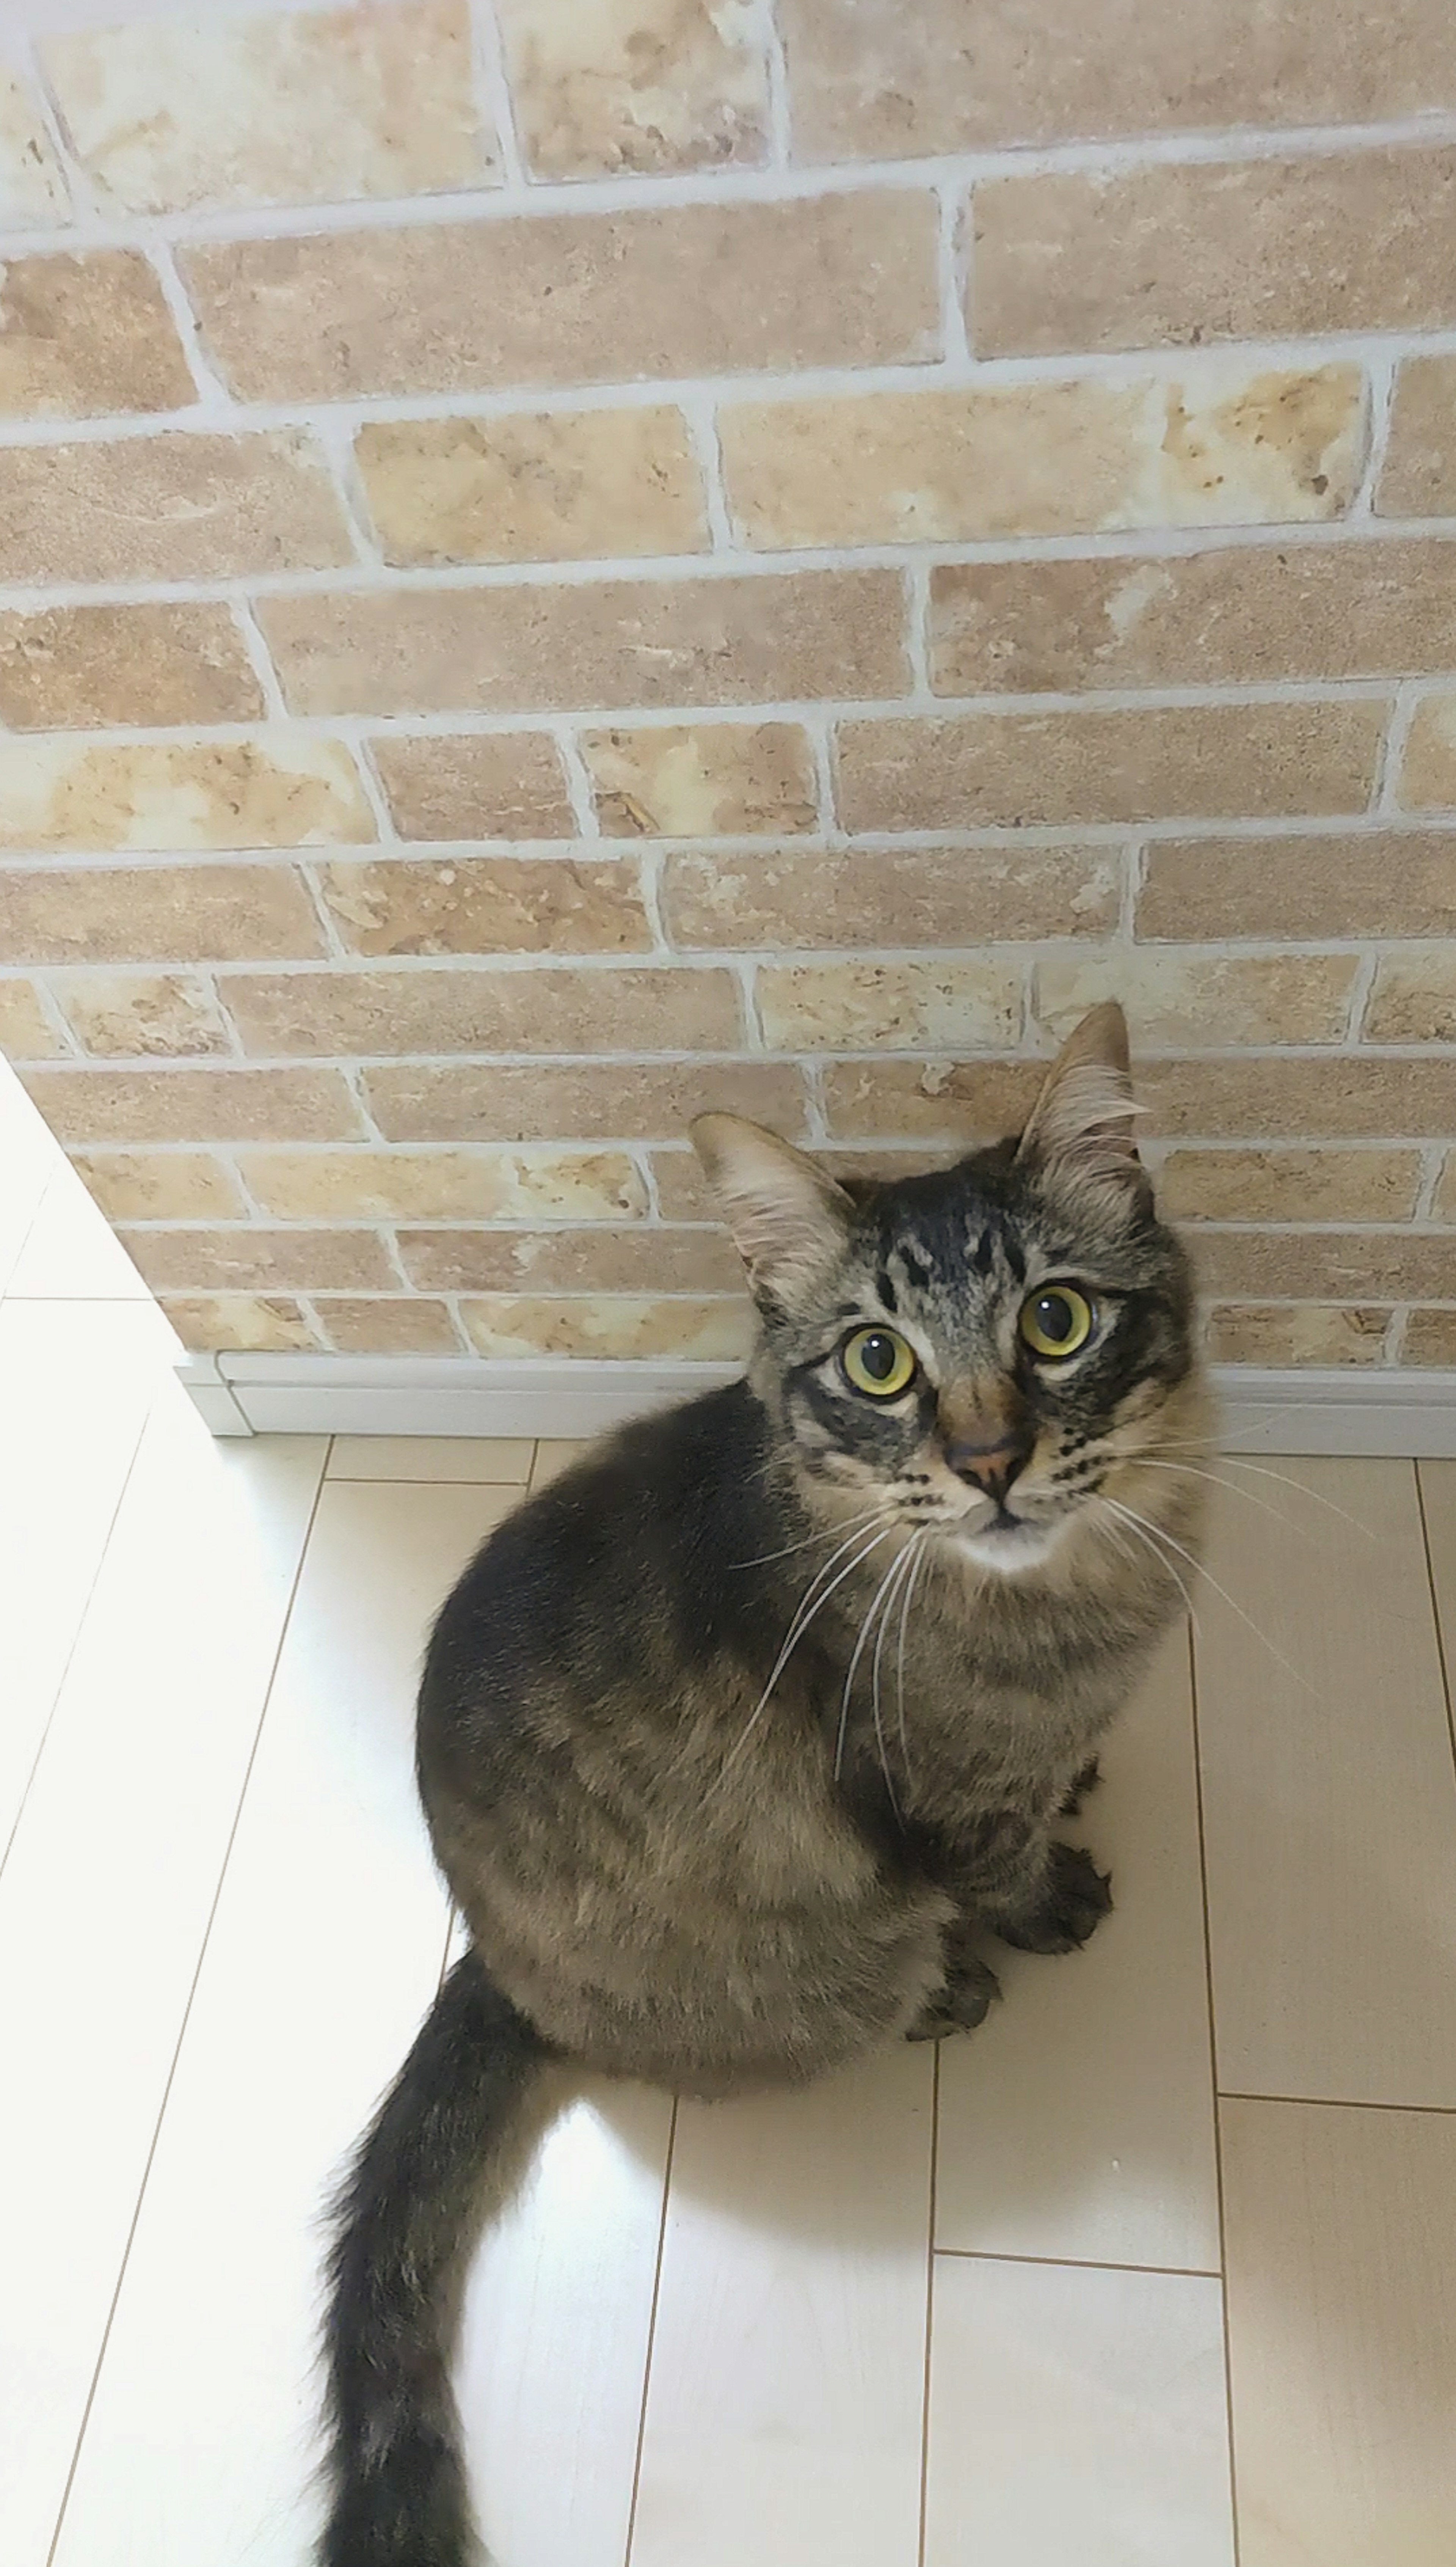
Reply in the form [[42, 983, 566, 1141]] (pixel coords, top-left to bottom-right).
[[945, 1430, 1033, 1505]]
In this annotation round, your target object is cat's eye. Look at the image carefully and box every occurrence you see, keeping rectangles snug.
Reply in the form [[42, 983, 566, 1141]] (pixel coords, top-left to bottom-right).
[[1019, 1286, 1095, 1362], [841, 1326, 918, 1400]]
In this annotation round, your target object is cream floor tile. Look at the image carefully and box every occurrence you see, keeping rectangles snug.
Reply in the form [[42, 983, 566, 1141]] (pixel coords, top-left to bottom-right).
[[1417, 1460, 1456, 1718], [936, 1627, 1219, 2272], [924, 2254, 1235, 2567], [0, 1405, 323, 2567], [0, 1298, 175, 1862], [1196, 1459, 1456, 2106], [629, 2045, 934, 2567], [50, 1478, 510, 2567], [457, 2071, 675, 2567], [5, 1159, 154, 1300], [529, 1438, 599, 1490], [1221, 2095, 1456, 2567], [328, 1434, 535, 1482]]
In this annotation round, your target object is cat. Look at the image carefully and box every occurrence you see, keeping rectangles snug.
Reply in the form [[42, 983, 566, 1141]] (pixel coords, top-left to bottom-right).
[[318, 1001, 1209, 2567]]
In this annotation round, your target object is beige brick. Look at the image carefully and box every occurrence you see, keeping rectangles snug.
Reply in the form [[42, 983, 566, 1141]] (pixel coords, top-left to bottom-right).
[[822, 1053, 1456, 1147], [123, 1227, 396, 1292], [973, 147, 1456, 359], [181, 193, 938, 402], [239, 1144, 646, 1223], [0, 738, 373, 855], [721, 367, 1363, 548], [1159, 1146, 1423, 1224], [930, 538, 1453, 698], [665, 843, 1119, 950], [397, 1224, 742, 1293], [0, 979, 62, 1061], [318, 856, 650, 959], [21, 1065, 364, 1145], [780, 0, 1456, 159], [1139, 834, 1456, 942], [1436, 1156, 1456, 1221], [758, 958, 1022, 1052], [314, 1296, 461, 1355], [160, 1293, 322, 1353], [1193, 1232, 1456, 1304], [459, 1293, 751, 1361], [44, 0, 491, 217], [0, 69, 69, 224], [355, 408, 708, 568], [223, 964, 742, 1057], [0, 252, 192, 419], [369, 734, 573, 842], [821, 1057, 1045, 1141], [583, 723, 817, 838], [0, 864, 326, 965], [1403, 1309, 1456, 1365], [0, 605, 262, 731], [258, 571, 907, 717], [0, 431, 352, 582], [69, 1148, 247, 1223], [1365, 951, 1456, 1043], [1397, 693, 1456, 810], [836, 701, 1384, 832], [497, 0, 768, 178], [1207, 1303, 1390, 1366], [1377, 359, 1456, 517], [1037, 951, 1357, 1049], [53, 971, 231, 1061], [364, 1058, 806, 1142]]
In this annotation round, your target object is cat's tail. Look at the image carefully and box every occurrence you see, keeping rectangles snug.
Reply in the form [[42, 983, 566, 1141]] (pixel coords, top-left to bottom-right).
[[319, 1947, 546, 2567]]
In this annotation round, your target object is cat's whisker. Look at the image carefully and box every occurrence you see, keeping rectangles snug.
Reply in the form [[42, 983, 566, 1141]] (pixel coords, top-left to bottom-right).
[[1101, 1493, 1321, 1702], [835, 1538, 918, 1792], [1139, 1445, 1377, 1538], [894, 1533, 931, 1790], [1120, 1456, 1292, 1528], [706, 1520, 899, 1798], [869, 1536, 927, 1820], [729, 1502, 891, 1571], [1093, 1494, 1202, 1635]]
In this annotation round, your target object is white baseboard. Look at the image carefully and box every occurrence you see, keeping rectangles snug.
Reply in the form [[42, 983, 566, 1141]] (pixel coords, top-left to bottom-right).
[[176, 1352, 1456, 1458]]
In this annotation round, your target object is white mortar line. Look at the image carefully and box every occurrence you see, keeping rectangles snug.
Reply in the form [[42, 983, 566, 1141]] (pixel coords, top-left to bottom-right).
[[1350, 351, 1398, 520], [680, 395, 737, 553], [19, 29, 105, 224], [6, 107, 1456, 256], [1374, 680, 1425, 813], [296, 863, 351, 963], [1414, 1147, 1450, 1221], [148, 240, 234, 413], [341, 1063, 386, 1142], [333, 729, 399, 843], [635, 846, 673, 960], [468, 0, 528, 196], [1385, 1305, 1414, 1362], [228, 598, 291, 722], [552, 722, 602, 839], [762, 0, 792, 168], [803, 713, 839, 836], [938, 183, 971, 367], [306, 413, 382, 566], [1341, 949, 1382, 1042]]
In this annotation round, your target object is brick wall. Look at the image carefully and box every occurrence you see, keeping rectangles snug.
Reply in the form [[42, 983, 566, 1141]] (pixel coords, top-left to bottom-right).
[[1, 0, 1454, 1371]]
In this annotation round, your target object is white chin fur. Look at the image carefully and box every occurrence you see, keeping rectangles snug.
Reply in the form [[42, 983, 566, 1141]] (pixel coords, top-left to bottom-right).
[[951, 1517, 1066, 1577]]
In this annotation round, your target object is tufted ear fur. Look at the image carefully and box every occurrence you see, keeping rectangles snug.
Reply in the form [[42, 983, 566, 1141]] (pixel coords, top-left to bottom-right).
[[1015, 1002, 1147, 1201], [690, 1114, 852, 1312]]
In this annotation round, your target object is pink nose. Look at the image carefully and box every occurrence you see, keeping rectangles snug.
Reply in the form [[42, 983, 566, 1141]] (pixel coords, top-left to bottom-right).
[[945, 1432, 1031, 1505]]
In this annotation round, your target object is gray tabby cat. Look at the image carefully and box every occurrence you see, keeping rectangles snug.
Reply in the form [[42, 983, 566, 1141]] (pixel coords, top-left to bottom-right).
[[320, 1001, 1209, 2566]]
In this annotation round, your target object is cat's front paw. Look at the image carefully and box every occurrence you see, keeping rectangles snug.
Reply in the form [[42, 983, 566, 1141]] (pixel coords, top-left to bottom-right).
[[907, 1953, 1002, 2041], [995, 1842, 1112, 1956], [1059, 1755, 1101, 1817]]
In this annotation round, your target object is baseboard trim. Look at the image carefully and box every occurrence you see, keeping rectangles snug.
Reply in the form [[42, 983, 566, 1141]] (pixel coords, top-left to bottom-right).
[[176, 1352, 1456, 1457]]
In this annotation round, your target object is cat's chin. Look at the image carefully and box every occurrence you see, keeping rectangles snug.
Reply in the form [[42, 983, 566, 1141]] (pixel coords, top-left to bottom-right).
[[947, 1514, 1069, 1577]]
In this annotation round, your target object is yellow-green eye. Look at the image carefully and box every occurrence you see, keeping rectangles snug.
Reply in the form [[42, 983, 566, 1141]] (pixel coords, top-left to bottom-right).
[[841, 1326, 918, 1400], [1019, 1286, 1095, 1361]]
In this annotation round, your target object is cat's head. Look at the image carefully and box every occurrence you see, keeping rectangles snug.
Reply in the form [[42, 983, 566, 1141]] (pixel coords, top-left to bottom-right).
[[692, 1004, 1207, 1579]]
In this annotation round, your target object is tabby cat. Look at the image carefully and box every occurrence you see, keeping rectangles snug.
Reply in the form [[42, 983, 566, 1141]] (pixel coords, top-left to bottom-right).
[[320, 1001, 1209, 2566]]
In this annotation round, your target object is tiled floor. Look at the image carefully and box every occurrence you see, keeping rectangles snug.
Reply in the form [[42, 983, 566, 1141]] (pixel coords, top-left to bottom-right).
[[3, 1063, 1456, 2566]]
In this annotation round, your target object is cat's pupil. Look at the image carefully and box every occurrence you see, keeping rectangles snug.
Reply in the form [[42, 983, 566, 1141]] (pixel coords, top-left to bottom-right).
[[1033, 1293, 1075, 1343], [860, 1332, 899, 1380]]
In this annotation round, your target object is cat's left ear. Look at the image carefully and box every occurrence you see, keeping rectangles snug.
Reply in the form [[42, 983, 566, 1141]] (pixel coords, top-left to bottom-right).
[[1015, 1001, 1148, 1202], [690, 1115, 852, 1312]]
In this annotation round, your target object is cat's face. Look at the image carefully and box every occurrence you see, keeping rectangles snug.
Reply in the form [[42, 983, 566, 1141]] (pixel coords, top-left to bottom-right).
[[694, 1004, 1205, 1579]]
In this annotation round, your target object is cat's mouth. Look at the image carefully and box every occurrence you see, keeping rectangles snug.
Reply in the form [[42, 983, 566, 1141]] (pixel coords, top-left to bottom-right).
[[946, 1504, 1069, 1576]]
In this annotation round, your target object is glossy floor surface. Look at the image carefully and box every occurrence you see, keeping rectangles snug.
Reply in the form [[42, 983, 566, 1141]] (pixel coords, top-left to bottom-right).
[[2, 1066, 1454, 2567]]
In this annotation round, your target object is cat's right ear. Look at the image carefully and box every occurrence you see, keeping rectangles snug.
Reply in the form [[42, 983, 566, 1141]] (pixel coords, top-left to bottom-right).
[[690, 1115, 852, 1312]]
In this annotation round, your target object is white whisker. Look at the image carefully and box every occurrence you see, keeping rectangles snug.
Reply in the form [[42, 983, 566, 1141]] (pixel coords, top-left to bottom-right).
[[894, 1534, 931, 1790], [835, 1538, 916, 1790], [705, 1520, 898, 1799], [1103, 1493, 1320, 1702]]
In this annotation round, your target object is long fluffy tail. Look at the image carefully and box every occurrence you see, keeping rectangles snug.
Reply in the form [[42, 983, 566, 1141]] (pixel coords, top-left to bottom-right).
[[319, 1949, 544, 2567]]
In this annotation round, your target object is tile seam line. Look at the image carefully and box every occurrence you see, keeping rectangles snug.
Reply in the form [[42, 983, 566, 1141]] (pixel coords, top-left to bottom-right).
[[1216, 2088, 1456, 2114], [1186, 1611, 1244, 2567], [41, 1431, 334, 2567], [621, 2092, 678, 2567], [0, 1373, 153, 1892], [932, 2246, 1224, 2277], [13, 102, 1456, 248], [1414, 1462, 1456, 1783]]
